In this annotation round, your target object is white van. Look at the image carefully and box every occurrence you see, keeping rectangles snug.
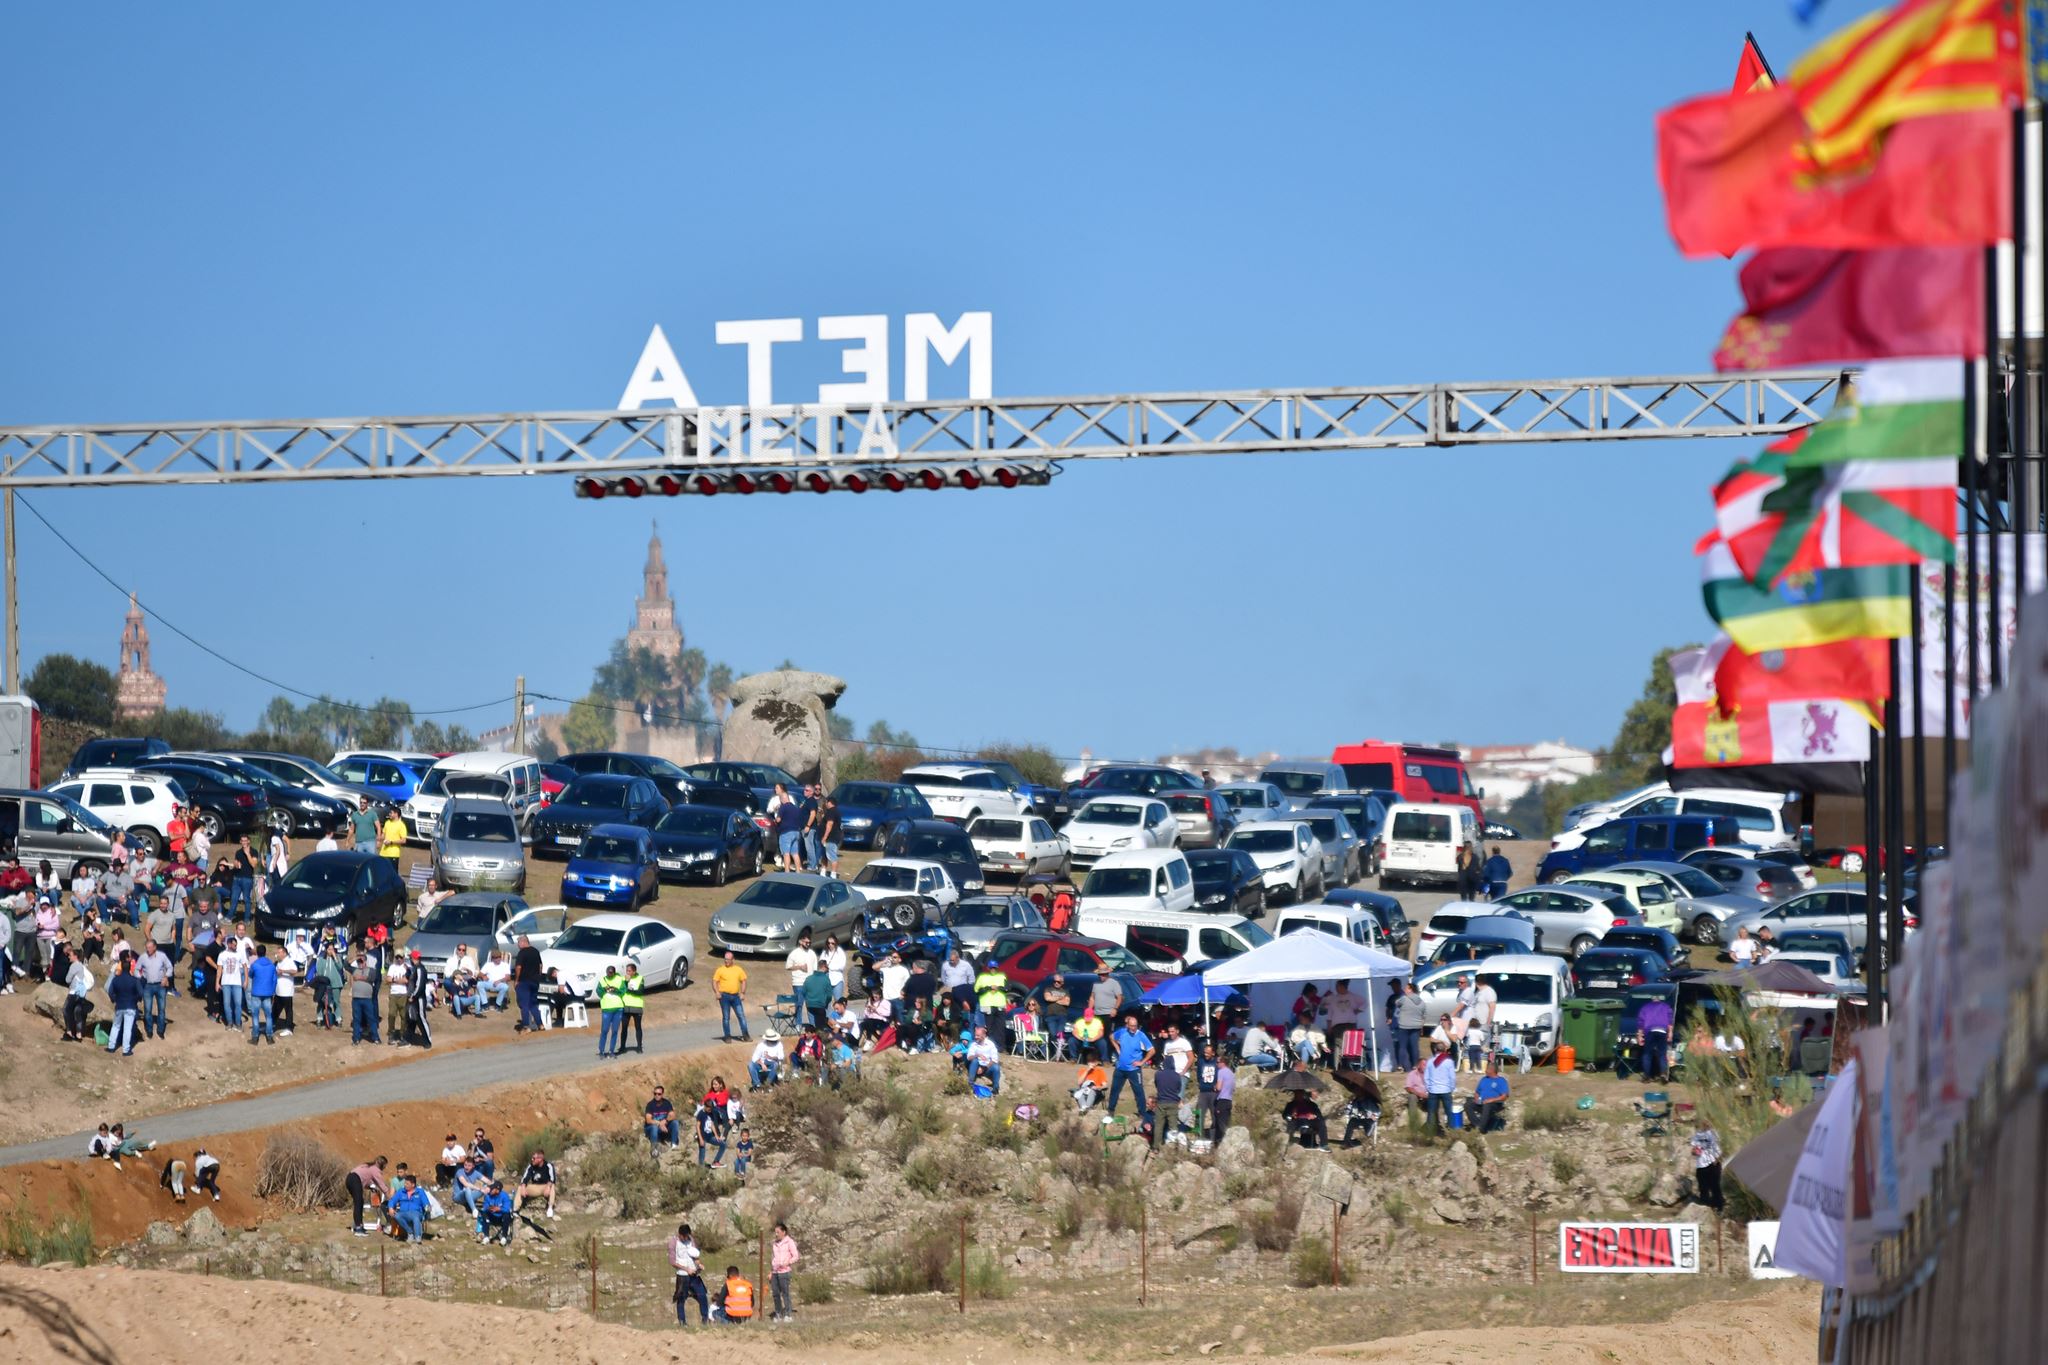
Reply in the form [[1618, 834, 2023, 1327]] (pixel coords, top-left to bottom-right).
[[1272, 903, 1392, 954], [1076, 901, 1274, 973], [404, 751, 547, 840], [1077, 848, 1197, 914], [1378, 802, 1480, 890], [1552, 784, 1790, 853]]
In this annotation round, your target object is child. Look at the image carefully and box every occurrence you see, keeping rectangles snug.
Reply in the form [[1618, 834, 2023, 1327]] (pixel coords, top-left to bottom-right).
[[720, 1265, 755, 1324], [1462, 1017, 1486, 1073], [733, 1126, 754, 1180]]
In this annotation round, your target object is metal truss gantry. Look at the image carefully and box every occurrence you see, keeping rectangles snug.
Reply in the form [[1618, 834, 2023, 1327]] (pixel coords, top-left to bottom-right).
[[0, 369, 1844, 489]]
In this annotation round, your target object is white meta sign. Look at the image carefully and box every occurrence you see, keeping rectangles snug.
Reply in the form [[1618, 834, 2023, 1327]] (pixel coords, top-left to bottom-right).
[[618, 312, 993, 411]]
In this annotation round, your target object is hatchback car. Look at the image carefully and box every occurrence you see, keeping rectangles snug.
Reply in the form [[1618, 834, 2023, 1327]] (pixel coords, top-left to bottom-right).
[[1054, 765, 1201, 823], [433, 797, 528, 892], [1317, 887, 1411, 954], [827, 780, 934, 851], [49, 770, 187, 859], [682, 761, 805, 809], [1560, 870, 1681, 933], [1211, 781, 1290, 827], [1185, 848, 1266, 918], [1293, 810, 1362, 887], [541, 912, 695, 995], [707, 872, 865, 955], [852, 857, 962, 909], [561, 824, 660, 909], [220, 751, 379, 808], [650, 804, 761, 885], [63, 736, 170, 779], [1570, 946, 1672, 998], [1426, 934, 1526, 967], [1306, 792, 1388, 872], [257, 850, 407, 940], [557, 750, 706, 806], [1720, 885, 1918, 955], [1605, 859, 1767, 946], [327, 751, 438, 804], [986, 929, 1158, 994], [1683, 848, 1806, 905], [881, 819, 985, 895], [163, 752, 352, 840], [945, 894, 1047, 957], [965, 814, 1067, 879], [1061, 797, 1177, 872], [1489, 884, 1643, 958], [1223, 820, 1324, 904], [1159, 789, 1236, 849], [1597, 924, 1690, 970], [135, 761, 270, 838], [405, 891, 533, 979], [528, 774, 667, 857]]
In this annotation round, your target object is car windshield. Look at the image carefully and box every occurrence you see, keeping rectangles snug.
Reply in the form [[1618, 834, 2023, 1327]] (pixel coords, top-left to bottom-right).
[[1303, 818, 1340, 840], [1391, 811, 1450, 841], [950, 901, 1013, 928], [579, 836, 640, 862], [1262, 770, 1325, 795], [832, 784, 892, 806], [1477, 971, 1555, 1005], [552, 926, 625, 956], [737, 765, 793, 787], [855, 865, 917, 892], [1161, 793, 1210, 813], [1186, 851, 1232, 877], [734, 881, 815, 911], [1338, 762, 1396, 789], [1096, 944, 1147, 974], [1228, 829, 1293, 853], [417, 899, 500, 936], [445, 775, 510, 800], [281, 860, 356, 893], [642, 756, 689, 778], [1603, 932, 1659, 952], [971, 819, 1024, 840], [900, 831, 970, 860], [446, 811, 517, 842], [1077, 804, 1143, 827], [1081, 868, 1153, 897], [1216, 789, 1268, 810], [1666, 867, 1727, 896], [559, 779, 627, 808], [49, 794, 112, 832], [417, 769, 453, 797], [657, 808, 726, 835]]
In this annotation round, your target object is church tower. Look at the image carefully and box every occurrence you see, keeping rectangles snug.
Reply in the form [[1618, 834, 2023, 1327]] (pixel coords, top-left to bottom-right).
[[626, 523, 684, 664], [114, 593, 168, 718]]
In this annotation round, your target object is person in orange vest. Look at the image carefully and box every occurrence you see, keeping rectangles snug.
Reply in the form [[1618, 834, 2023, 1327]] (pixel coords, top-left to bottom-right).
[[719, 1265, 755, 1323]]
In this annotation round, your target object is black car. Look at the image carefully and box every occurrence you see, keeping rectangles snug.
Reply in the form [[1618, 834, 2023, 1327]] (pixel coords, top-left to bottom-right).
[[1318, 887, 1411, 954], [559, 750, 721, 807], [135, 761, 270, 838], [1306, 792, 1389, 870], [161, 752, 351, 838], [1482, 820, 1523, 842], [1598, 924, 1690, 970], [679, 782, 773, 856], [64, 735, 170, 779], [649, 804, 762, 885], [257, 850, 407, 940], [1053, 764, 1201, 824], [882, 818, 985, 895], [528, 774, 668, 857], [1683, 849, 1804, 902], [1186, 848, 1265, 918], [1571, 946, 1672, 997], [682, 761, 805, 809]]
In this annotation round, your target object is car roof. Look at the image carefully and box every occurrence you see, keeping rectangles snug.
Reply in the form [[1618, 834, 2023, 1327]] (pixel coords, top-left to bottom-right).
[[562, 772, 638, 788], [295, 850, 379, 867], [578, 822, 650, 840], [1608, 861, 1697, 877], [1567, 870, 1660, 887], [564, 912, 665, 930], [443, 796, 517, 815], [894, 819, 970, 838], [1231, 819, 1310, 833], [440, 890, 523, 907], [1074, 795, 1153, 811], [1475, 953, 1568, 975], [999, 931, 1116, 954], [1516, 884, 1611, 904], [1385, 801, 1469, 814], [904, 763, 995, 778], [1260, 761, 1340, 774], [862, 858, 945, 872], [334, 750, 437, 765], [752, 871, 834, 887], [1213, 781, 1278, 794], [1277, 905, 1372, 925], [1089, 849, 1183, 869]]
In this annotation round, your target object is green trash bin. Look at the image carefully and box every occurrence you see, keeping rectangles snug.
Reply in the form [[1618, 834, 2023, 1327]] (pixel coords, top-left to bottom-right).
[[1560, 997, 1623, 1071]]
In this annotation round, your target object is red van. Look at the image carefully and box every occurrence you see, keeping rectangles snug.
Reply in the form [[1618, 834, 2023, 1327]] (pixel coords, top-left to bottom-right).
[[1328, 741, 1482, 818]]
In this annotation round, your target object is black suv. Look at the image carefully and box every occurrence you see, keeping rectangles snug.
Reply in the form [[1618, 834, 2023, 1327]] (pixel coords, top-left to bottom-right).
[[63, 736, 170, 779], [161, 752, 350, 838], [135, 761, 270, 838], [558, 750, 711, 806]]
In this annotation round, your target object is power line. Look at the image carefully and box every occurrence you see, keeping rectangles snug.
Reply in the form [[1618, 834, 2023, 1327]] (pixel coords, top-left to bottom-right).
[[14, 493, 515, 718]]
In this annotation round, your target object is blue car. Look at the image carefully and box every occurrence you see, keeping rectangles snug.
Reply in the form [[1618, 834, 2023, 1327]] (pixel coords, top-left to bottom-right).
[[827, 780, 934, 851], [328, 751, 437, 804], [561, 823, 660, 910]]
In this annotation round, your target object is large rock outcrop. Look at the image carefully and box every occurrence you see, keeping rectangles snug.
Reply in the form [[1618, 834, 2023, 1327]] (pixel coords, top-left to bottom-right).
[[722, 670, 846, 789]]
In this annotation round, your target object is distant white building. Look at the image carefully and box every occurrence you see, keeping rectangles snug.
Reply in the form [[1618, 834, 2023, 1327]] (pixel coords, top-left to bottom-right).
[[1460, 740, 1598, 807]]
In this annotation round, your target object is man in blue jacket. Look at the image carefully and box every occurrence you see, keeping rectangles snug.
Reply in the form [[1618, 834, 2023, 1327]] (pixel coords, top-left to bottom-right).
[[476, 1181, 515, 1245], [1482, 846, 1512, 900], [247, 943, 279, 1045], [105, 958, 144, 1056], [387, 1172, 430, 1242]]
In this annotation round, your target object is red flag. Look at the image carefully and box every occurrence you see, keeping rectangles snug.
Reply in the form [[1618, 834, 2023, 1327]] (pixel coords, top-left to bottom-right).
[[1712, 245, 1984, 369], [1658, 98, 2010, 256], [1734, 33, 1775, 93], [1713, 636, 1892, 717]]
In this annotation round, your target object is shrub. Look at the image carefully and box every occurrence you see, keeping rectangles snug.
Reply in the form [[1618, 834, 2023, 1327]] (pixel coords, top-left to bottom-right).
[[964, 1248, 1013, 1299], [905, 1146, 998, 1199], [515, 1119, 581, 1168], [1048, 1118, 1125, 1191], [1051, 1195, 1085, 1238], [864, 1226, 956, 1295], [794, 1270, 836, 1305], [1244, 1191, 1301, 1251], [1290, 1234, 1352, 1287], [252, 1134, 349, 1212], [577, 1134, 665, 1219], [1383, 1191, 1411, 1227], [976, 743, 1063, 788], [1, 1203, 93, 1266], [1549, 1151, 1582, 1183], [1221, 1169, 1263, 1201], [1521, 1100, 1574, 1132], [755, 1082, 848, 1166], [1460, 1132, 1489, 1166], [1102, 1188, 1145, 1234], [662, 1162, 738, 1214], [976, 1108, 1026, 1154]]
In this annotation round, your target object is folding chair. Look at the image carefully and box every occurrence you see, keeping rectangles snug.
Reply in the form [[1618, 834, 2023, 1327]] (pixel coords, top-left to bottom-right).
[[404, 864, 433, 894], [1635, 1090, 1672, 1137], [1013, 1028, 1051, 1061], [765, 995, 799, 1032]]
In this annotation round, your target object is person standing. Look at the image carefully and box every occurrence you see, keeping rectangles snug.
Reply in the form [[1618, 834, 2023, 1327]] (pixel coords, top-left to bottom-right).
[[669, 1222, 709, 1327], [229, 837, 257, 920], [1150, 1054, 1184, 1149], [1690, 1124, 1725, 1212], [815, 793, 841, 879], [712, 951, 749, 1042], [1392, 980, 1425, 1073], [769, 1222, 800, 1323], [1482, 845, 1512, 900], [61, 950, 94, 1042], [378, 807, 407, 883], [1210, 1052, 1236, 1142], [345, 1156, 388, 1236], [620, 961, 647, 1053], [349, 950, 380, 1045], [596, 963, 627, 1059], [1637, 993, 1674, 1082], [1106, 1013, 1154, 1118], [348, 797, 377, 855], [784, 931, 817, 1001], [1194, 1040, 1221, 1138], [166, 805, 190, 863], [105, 956, 142, 1055], [512, 934, 544, 1032], [384, 945, 411, 1045], [137, 938, 172, 1040], [799, 785, 823, 871], [246, 942, 277, 1045], [1422, 1040, 1458, 1135]]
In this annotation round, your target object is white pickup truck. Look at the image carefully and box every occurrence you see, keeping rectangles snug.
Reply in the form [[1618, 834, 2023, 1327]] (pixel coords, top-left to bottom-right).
[[901, 763, 1033, 824]]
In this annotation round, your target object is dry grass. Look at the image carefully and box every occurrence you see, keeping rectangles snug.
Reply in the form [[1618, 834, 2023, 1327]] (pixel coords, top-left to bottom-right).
[[252, 1134, 348, 1212]]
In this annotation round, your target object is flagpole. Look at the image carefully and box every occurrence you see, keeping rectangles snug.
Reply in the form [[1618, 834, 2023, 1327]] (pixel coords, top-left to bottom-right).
[[1881, 641, 1905, 1002], [1945, 360, 1966, 845], [1909, 577, 1927, 862], [1860, 741, 1884, 1021], [1989, 180, 2008, 689]]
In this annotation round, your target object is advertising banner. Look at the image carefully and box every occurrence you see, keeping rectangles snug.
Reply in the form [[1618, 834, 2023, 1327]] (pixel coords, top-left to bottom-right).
[[1556, 1222, 1700, 1274], [1747, 1220, 1796, 1279]]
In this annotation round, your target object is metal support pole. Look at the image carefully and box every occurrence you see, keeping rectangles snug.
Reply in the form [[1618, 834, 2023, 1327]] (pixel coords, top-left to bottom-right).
[[1862, 747, 1884, 1019], [758, 1226, 766, 1316], [1909, 587, 1928, 861], [512, 675, 526, 754], [1530, 1210, 1539, 1285], [2, 488, 15, 694], [1332, 1203, 1342, 1287], [1967, 400, 1982, 734], [589, 1233, 598, 1315], [379, 1239, 387, 1297], [1883, 663, 1905, 1011], [1139, 1201, 1148, 1307], [958, 1217, 967, 1314]]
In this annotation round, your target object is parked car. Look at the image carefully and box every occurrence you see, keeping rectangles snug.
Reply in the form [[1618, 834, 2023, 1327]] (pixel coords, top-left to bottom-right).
[[972, 757, 1060, 819], [1570, 946, 1672, 998], [1061, 797, 1177, 872], [1482, 820, 1523, 841], [527, 774, 667, 857], [827, 780, 934, 851], [707, 872, 865, 955], [851, 897, 960, 981], [557, 750, 708, 806], [1293, 810, 1362, 887], [1412, 902, 1504, 961], [0, 787, 116, 879], [47, 769, 186, 858], [499, 902, 571, 954], [1773, 951, 1861, 991], [1597, 924, 1690, 970], [650, 804, 761, 886], [901, 762, 1033, 825], [256, 850, 406, 940], [327, 751, 440, 804], [1682, 848, 1807, 903], [1210, 781, 1290, 827], [561, 824, 660, 910], [1416, 954, 1570, 1057], [1772, 928, 1856, 961], [1720, 885, 1919, 954], [1378, 802, 1481, 890], [1159, 789, 1236, 849], [1306, 792, 1387, 872], [1537, 814, 1741, 883], [880, 820, 985, 895], [402, 752, 547, 840], [433, 797, 528, 892], [852, 857, 962, 910], [134, 761, 270, 838], [1317, 887, 1411, 955], [1555, 783, 1791, 850], [1053, 765, 1200, 823], [1223, 820, 1324, 904], [987, 929, 1159, 995], [405, 891, 533, 978], [684, 782, 775, 858], [62, 736, 169, 779], [1606, 859, 1769, 946], [219, 750, 379, 808], [539, 763, 575, 798], [1078, 903, 1270, 972], [1490, 884, 1644, 959], [966, 814, 1067, 879], [1256, 761, 1349, 811], [1560, 870, 1682, 933], [947, 894, 1049, 957], [681, 761, 804, 809], [162, 751, 350, 839], [1329, 741, 1483, 819], [1186, 848, 1266, 918], [541, 912, 694, 995], [1273, 903, 1396, 954], [1753, 848, 1820, 888], [1077, 849, 1197, 915], [1426, 934, 1529, 968]]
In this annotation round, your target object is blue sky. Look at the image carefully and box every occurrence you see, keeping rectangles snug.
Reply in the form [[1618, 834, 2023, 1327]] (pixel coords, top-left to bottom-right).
[[0, 3, 1878, 763]]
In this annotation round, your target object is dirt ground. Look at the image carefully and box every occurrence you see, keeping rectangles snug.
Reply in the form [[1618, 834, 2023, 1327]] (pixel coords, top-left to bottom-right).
[[0, 1259, 1817, 1365]]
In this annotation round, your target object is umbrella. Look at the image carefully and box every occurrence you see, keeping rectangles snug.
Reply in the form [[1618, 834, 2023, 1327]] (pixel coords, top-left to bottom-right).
[[1264, 1069, 1327, 1093], [1142, 974, 1244, 1007], [1331, 1071, 1383, 1106]]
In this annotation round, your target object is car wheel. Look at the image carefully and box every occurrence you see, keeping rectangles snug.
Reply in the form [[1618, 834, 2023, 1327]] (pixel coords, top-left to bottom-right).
[[712, 856, 728, 887], [1690, 915, 1721, 946], [127, 826, 162, 858], [669, 956, 689, 990], [1839, 851, 1865, 875], [198, 810, 225, 839], [270, 809, 297, 839], [1544, 868, 1574, 884], [1570, 935, 1596, 959], [890, 900, 920, 931]]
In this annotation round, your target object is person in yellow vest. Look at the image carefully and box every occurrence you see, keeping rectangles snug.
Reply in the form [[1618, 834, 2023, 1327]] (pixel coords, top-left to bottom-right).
[[620, 963, 647, 1054], [972, 960, 1011, 1050], [596, 964, 627, 1060], [719, 1265, 755, 1323]]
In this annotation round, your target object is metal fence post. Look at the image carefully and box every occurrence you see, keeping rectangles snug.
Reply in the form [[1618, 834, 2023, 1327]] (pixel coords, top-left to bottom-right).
[[1529, 1212, 1538, 1285], [589, 1233, 598, 1315], [1140, 1201, 1148, 1307], [759, 1226, 767, 1313], [957, 1217, 967, 1314], [379, 1240, 387, 1297], [1332, 1203, 1342, 1287]]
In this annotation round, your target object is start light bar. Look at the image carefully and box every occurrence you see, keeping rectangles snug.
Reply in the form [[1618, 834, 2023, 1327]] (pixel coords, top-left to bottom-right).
[[575, 461, 1055, 499]]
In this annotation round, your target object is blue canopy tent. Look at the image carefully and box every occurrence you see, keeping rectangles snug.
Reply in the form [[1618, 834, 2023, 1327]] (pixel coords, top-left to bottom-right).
[[1142, 974, 1246, 1007]]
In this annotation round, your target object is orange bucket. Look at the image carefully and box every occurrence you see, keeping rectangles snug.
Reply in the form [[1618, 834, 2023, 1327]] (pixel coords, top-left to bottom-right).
[[1555, 1044, 1577, 1074]]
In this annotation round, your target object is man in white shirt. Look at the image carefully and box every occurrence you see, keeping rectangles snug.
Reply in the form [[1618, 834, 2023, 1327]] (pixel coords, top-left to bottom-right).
[[1729, 926, 1757, 966], [1160, 1022, 1194, 1077], [315, 829, 338, 852], [748, 1031, 787, 1090], [784, 933, 818, 995], [878, 952, 911, 1006], [964, 1025, 1002, 1094], [480, 951, 512, 1011]]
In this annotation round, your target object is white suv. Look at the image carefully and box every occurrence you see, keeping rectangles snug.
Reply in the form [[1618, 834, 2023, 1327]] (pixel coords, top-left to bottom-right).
[[48, 769, 187, 858], [900, 763, 1032, 824]]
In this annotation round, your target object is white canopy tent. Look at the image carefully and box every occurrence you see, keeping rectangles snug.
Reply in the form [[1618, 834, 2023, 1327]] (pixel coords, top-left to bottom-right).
[[1202, 932, 1414, 1072]]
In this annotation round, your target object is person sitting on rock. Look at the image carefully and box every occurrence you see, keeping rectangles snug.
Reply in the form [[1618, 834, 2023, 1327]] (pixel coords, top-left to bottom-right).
[[516, 1151, 558, 1220], [1072, 1060, 1108, 1112], [386, 1173, 429, 1242], [477, 1181, 515, 1245]]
